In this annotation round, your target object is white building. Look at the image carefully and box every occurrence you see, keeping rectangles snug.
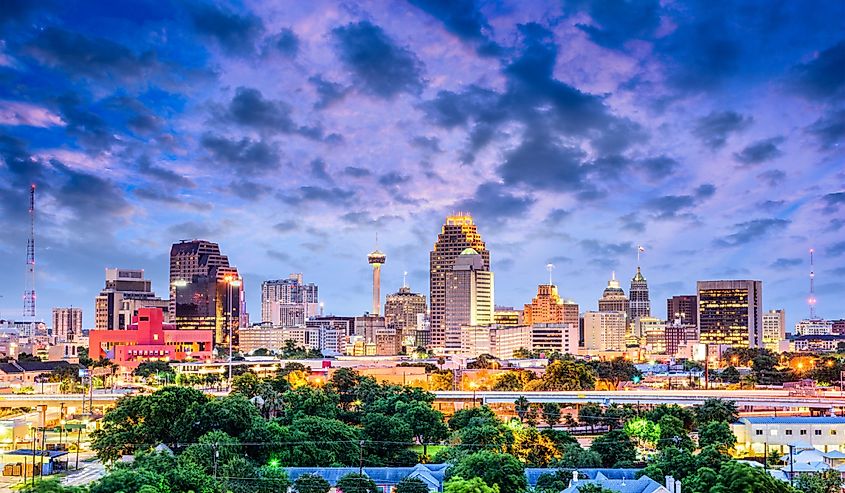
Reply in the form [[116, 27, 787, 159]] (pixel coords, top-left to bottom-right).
[[444, 248, 493, 351], [762, 309, 786, 352], [461, 325, 530, 360], [261, 274, 318, 324], [733, 416, 845, 456], [51, 307, 82, 342], [795, 318, 833, 336], [531, 323, 578, 356], [583, 311, 626, 352]]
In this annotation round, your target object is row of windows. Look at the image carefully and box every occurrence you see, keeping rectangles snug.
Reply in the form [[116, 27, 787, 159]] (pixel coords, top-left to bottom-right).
[[755, 429, 837, 436]]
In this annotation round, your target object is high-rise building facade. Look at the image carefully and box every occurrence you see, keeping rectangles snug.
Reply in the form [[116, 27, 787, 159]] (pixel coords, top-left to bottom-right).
[[95, 269, 168, 331], [524, 284, 579, 326], [52, 307, 82, 342], [598, 272, 629, 315], [170, 240, 243, 347], [384, 286, 427, 349], [762, 309, 786, 351], [430, 213, 489, 349], [697, 280, 763, 348], [583, 311, 627, 352], [443, 248, 493, 351], [628, 267, 651, 320], [261, 274, 318, 326], [493, 307, 522, 326], [667, 295, 698, 326]]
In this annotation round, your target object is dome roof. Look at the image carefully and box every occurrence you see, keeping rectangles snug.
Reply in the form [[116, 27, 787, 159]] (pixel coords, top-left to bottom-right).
[[460, 247, 479, 255]]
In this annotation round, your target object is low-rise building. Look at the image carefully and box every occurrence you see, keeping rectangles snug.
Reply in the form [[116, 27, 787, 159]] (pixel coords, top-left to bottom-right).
[[793, 334, 845, 353], [733, 416, 845, 456]]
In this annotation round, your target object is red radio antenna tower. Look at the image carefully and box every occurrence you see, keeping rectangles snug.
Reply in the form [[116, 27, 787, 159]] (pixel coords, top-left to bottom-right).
[[23, 184, 36, 319]]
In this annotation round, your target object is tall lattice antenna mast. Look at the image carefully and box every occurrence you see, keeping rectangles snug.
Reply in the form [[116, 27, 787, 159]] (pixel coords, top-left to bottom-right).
[[23, 184, 36, 319], [808, 248, 817, 319]]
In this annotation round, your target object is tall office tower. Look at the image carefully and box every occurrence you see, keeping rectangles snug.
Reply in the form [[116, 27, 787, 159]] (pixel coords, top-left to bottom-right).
[[52, 307, 82, 342], [170, 240, 243, 347], [430, 213, 489, 349], [665, 321, 698, 357], [628, 267, 651, 320], [598, 272, 629, 315], [368, 250, 386, 316], [95, 269, 168, 330], [384, 285, 427, 349], [697, 280, 763, 347], [762, 309, 786, 351], [261, 274, 319, 323], [444, 248, 494, 351], [583, 311, 627, 352], [667, 295, 698, 326], [524, 284, 579, 326]]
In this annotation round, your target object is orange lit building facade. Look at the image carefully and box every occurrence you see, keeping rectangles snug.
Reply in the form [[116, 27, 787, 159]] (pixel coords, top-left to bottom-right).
[[89, 307, 213, 368], [523, 284, 579, 326]]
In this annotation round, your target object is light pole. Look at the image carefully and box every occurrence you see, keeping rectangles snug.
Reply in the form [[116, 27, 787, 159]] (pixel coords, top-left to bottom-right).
[[226, 277, 241, 388]]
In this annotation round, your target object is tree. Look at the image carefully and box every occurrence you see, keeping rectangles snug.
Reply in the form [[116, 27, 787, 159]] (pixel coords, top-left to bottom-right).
[[721, 366, 741, 384], [511, 426, 560, 467], [578, 403, 603, 432], [706, 461, 796, 493], [361, 412, 416, 466], [444, 477, 499, 493], [638, 446, 697, 484], [795, 469, 843, 493], [535, 470, 573, 493], [449, 406, 498, 431], [132, 361, 174, 380], [21, 480, 85, 493], [492, 370, 536, 391], [467, 354, 499, 369], [541, 402, 561, 428], [695, 399, 738, 425], [554, 443, 602, 468], [88, 468, 168, 493], [623, 418, 660, 447], [448, 451, 527, 493], [657, 415, 694, 452], [514, 396, 530, 422], [293, 473, 331, 493], [590, 430, 636, 467], [588, 358, 641, 389], [698, 421, 736, 452], [457, 420, 514, 453], [395, 477, 431, 493], [231, 372, 267, 398], [336, 473, 379, 493], [645, 404, 696, 431], [536, 359, 596, 391], [398, 401, 448, 458], [429, 371, 454, 391]]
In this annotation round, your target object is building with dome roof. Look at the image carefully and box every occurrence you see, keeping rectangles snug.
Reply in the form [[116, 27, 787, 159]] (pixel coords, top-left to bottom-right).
[[443, 247, 493, 352], [598, 272, 629, 315]]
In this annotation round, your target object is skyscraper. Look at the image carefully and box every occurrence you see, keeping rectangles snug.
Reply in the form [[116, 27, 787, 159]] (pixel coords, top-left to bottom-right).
[[170, 240, 243, 347], [697, 280, 763, 348], [667, 295, 698, 326], [52, 307, 82, 342], [368, 250, 386, 316], [524, 284, 578, 326], [444, 248, 494, 351], [598, 272, 629, 315], [628, 267, 651, 320], [583, 311, 627, 352], [95, 269, 168, 330], [430, 213, 489, 349], [261, 274, 318, 324], [384, 285, 427, 349], [762, 309, 786, 351]]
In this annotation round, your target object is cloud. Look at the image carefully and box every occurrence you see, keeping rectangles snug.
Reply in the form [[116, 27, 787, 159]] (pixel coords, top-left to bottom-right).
[[222, 87, 320, 139], [733, 136, 785, 165], [331, 20, 425, 99], [137, 156, 194, 189], [619, 212, 645, 232], [498, 130, 588, 193], [714, 218, 790, 247], [828, 241, 845, 257], [692, 110, 753, 149], [454, 181, 536, 225], [280, 186, 355, 205], [0, 101, 64, 127], [544, 208, 570, 224], [200, 134, 279, 173], [407, 0, 501, 56], [579, 239, 634, 257], [310, 158, 333, 183], [789, 40, 845, 100], [638, 155, 679, 180], [643, 183, 715, 219], [757, 169, 786, 187], [822, 191, 845, 214], [273, 220, 298, 232], [186, 1, 264, 55], [570, 0, 661, 49], [308, 75, 349, 109], [770, 257, 802, 268], [266, 28, 299, 58], [26, 27, 155, 79], [410, 135, 441, 153], [806, 109, 845, 150], [343, 166, 371, 177]]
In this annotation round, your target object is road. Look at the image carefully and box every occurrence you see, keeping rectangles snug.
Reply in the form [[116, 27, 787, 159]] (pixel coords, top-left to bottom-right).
[[61, 458, 105, 487]]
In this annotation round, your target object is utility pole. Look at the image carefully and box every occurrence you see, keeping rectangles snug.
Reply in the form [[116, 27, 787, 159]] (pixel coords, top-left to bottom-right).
[[358, 439, 365, 474]]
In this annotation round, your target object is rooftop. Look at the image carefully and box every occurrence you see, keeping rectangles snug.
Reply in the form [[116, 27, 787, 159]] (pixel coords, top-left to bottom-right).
[[740, 416, 845, 425]]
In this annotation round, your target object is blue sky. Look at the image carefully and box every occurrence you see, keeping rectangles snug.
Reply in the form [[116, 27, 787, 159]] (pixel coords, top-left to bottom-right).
[[0, 0, 843, 330]]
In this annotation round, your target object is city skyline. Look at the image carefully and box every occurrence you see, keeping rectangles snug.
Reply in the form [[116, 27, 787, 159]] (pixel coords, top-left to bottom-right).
[[0, 1, 843, 330]]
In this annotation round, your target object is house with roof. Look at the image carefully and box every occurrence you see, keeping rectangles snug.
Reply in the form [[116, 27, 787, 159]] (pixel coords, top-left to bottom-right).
[[0, 360, 77, 389], [732, 416, 845, 456]]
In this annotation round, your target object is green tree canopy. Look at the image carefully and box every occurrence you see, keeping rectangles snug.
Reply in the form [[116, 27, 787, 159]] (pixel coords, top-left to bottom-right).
[[695, 399, 738, 425], [536, 359, 596, 391], [644, 404, 696, 431], [449, 406, 499, 431], [588, 358, 641, 389], [698, 421, 736, 452], [395, 477, 432, 493], [794, 469, 843, 493], [132, 361, 175, 379], [293, 473, 331, 493], [336, 473, 379, 493], [444, 477, 499, 493], [448, 451, 527, 493], [590, 430, 636, 467], [657, 415, 694, 452]]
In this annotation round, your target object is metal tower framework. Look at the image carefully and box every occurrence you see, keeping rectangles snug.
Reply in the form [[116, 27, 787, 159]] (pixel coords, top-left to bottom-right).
[[23, 184, 36, 319], [808, 248, 817, 319]]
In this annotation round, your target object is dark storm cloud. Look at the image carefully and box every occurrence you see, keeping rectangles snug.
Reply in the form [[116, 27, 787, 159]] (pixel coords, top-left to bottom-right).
[[406, 0, 502, 56], [828, 241, 845, 257], [638, 155, 679, 181], [223, 87, 324, 138], [619, 212, 645, 232], [55, 95, 117, 150], [137, 156, 194, 188], [569, 0, 661, 49], [378, 172, 410, 186], [733, 136, 785, 166], [420, 85, 501, 128], [770, 257, 802, 268], [822, 191, 845, 214], [544, 208, 570, 224], [579, 239, 633, 257], [26, 27, 155, 79], [266, 28, 299, 58], [497, 131, 587, 193], [644, 183, 715, 219], [186, 1, 264, 55], [200, 134, 279, 173], [343, 166, 371, 177], [331, 20, 425, 99], [692, 111, 753, 149], [310, 158, 333, 183], [714, 218, 790, 247], [410, 136, 441, 153], [308, 75, 349, 109], [789, 40, 845, 100], [454, 181, 535, 225], [806, 109, 845, 150], [281, 186, 355, 205], [757, 169, 786, 187], [228, 179, 272, 201]]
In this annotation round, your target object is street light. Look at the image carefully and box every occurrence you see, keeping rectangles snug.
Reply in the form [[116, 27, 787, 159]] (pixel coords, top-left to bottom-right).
[[226, 277, 242, 387], [468, 381, 479, 407]]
